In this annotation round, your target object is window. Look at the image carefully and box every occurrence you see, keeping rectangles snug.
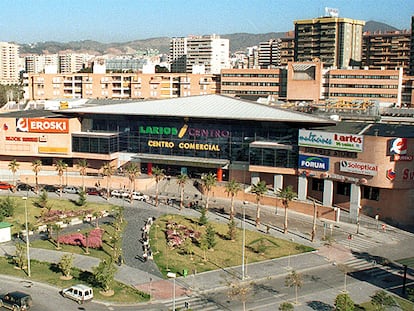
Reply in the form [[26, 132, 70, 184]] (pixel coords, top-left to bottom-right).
[[336, 182, 350, 196], [363, 186, 380, 201], [311, 179, 324, 192]]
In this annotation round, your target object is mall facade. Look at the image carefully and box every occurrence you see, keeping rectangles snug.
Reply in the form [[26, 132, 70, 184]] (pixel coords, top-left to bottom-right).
[[0, 95, 412, 226]]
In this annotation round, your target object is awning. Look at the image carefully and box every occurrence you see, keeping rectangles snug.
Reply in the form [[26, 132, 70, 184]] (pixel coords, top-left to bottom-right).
[[131, 153, 229, 168], [249, 141, 293, 150]]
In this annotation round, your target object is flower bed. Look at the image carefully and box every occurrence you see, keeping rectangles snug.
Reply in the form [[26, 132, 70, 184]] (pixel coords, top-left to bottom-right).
[[58, 228, 104, 249], [165, 220, 201, 248]]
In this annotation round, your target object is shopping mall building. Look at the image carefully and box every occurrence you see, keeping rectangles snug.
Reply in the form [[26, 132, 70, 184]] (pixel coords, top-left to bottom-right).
[[0, 94, 412, 227]]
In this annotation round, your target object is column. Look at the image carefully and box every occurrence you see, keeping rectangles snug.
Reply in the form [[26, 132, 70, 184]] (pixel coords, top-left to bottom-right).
[[274, 174, 283, 193], [147, 163, 153, 176], [297, 175, 308, 201], [323, 179, 333, 207], [349, 183, 361, 223], [217, 167, 223, 182], [251, 173, 260, 185]]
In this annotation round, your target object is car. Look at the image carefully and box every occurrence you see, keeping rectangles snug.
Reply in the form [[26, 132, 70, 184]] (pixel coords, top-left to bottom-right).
[[16, 183, 34, 192], [0, 291, 33, 310], [61, 284, 93, 304], [131, 191, 149, 201], [62, 186, 79, 194], [0, 182, 14, 190], [40, 184, 59, 192], [110, 189, 122, 198], [86, 187, 100, 195]]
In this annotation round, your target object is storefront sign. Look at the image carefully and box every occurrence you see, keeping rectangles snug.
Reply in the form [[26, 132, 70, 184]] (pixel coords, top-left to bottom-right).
[[340, 160, 378, 176], [16, 118, 69, 133], [298, 129, 363, 152], [402, 168, 414, 180], [388, 138, 412, 161], [139, 124, 230, 139], [298, 154, 329, 171], [386, 169, 396, 181], [38, 147, 68, 154], [5, 136, 38, 142], [148, 140, 220, 151]]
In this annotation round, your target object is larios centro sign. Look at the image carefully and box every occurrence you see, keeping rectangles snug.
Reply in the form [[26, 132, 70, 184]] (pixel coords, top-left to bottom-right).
[[298, 154, 329, 171], [340, 160, 378, 176], [16, 118, 69, 133], [139, 124, 229, 152], [298, 129, 363, 152]]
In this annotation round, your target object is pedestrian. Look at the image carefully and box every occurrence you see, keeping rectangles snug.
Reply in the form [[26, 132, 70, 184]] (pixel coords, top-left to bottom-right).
[[143, 252, 148, 262]]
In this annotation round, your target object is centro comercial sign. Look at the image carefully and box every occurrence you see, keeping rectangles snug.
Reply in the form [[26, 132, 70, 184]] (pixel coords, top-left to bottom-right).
[[139, 124, 230, 152], [298, 129, 363, 152]]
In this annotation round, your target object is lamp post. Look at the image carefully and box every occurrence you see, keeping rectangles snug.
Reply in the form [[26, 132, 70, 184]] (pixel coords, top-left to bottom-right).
[[241, 201, 247, 280], [167, 272, 176, 310], [22, 196, 31, 277]]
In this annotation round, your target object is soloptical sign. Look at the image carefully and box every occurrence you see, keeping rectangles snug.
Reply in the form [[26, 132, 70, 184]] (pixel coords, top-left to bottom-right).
[[340, 160, 378, 176], [16, 118, 69, 133], [298, 129, 363, 152], [298, 154, 329, 171]]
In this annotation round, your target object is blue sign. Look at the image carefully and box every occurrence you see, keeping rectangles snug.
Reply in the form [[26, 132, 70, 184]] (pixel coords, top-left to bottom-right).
[[298, 154, 329, 171]]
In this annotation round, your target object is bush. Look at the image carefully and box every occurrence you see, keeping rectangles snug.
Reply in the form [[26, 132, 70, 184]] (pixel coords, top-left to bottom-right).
[[279, 302, 294, 311], [335, 292, 355, 311], [58, 228, 104, 249], [0, 196, 16, 221]]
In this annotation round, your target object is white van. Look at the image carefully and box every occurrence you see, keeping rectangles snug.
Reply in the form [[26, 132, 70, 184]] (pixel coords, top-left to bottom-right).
[[61, 284, 93, 304]]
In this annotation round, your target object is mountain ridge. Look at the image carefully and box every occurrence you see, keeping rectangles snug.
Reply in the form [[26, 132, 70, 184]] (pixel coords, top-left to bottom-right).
[[19, 20, 401, 56]]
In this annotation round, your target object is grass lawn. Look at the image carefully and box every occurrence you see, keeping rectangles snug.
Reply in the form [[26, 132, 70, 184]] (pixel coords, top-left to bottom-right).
[[0, 257, 149, 304], [358, 297, 414, 311], [150, 214, 315, 277]]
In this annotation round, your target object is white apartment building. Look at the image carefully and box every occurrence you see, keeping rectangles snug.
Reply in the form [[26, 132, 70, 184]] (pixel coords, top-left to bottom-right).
[[59, 53, 94, 73], [0, 42, 20, 84], [25, 54, 59, 74], [258, 39, 281, 68], [170, 37, 188, 73], [185, 34, 230, 74]]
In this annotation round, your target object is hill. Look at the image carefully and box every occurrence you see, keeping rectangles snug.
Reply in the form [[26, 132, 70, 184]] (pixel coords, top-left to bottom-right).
[[19, 20, 402, 56]]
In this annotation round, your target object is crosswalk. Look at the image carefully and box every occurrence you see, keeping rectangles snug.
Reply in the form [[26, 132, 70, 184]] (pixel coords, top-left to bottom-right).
[[163, 295, 222, 311], [336, 233, 382, 252], [343, 257, 404, 281]]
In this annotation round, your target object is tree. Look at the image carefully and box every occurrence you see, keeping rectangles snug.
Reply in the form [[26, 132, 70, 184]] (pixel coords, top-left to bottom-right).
[[225, 179, 242, 220], [93, 259, 117, 293], [277, 185, 297, 234], [76, 159, 88, 192], [182, 238, 194, 260], [200, 236, 208, 261], [251, 181, 267, 228], [54, 159, 68, 197], [205, 224, 217, 249], [334, 292, 355, 311], [124, 162, 140, 200], [199, 207, 208, 225], [52, 223, 62, 249], [285, 270, 303, 304], [201, 172, 217, 210], [279, 302, 294, 311], [101, 162, 115, 200], [176, 174, 188, 210], [76, 189, 87, 206], [227, 218, 237, 241], [34, 189, 51, 211], [8, 159, 19, 190], [0, 196, 16, 221], [371, 290, 397, 311], [14, 243, 26, 270], [58, 254, 74, 279], [32, 159, 42, 193], [227, 279, 253, 311], [152, 167, 165, 207]]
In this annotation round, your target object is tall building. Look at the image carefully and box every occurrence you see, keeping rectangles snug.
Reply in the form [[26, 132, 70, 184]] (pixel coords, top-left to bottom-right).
[[410, 16, 414, 76], [0, 42, 20, 84], [59, 53, 93, 73], [170, 37, 187, 73], [363, 30, 411, 74], [279, 34, 295, 67], [294, 17, 365, 68], [186, 34, 230, 74], [258, 39, 280, 68]]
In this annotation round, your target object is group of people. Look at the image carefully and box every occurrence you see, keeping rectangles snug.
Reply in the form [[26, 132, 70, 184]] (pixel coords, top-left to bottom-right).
[[141, 217, 155, 261]]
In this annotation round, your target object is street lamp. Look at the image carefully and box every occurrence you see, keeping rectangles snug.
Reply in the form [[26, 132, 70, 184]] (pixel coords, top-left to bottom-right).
[[22, 196, 31, 277], [241, 201, 248, 280], [167, 272, 176, 310]]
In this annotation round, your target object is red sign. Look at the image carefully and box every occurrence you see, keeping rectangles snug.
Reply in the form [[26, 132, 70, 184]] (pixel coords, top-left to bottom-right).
[[386, 169, 396, 181], [402, 168, 414, 180], [16, 118, 69, 133], [5, 136, 38, 142]]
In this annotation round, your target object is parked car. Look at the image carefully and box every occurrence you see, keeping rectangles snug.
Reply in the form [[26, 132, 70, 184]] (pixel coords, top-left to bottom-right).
[[131, 191, 149, 201], [61, 284, 93, 304], [86, 187, 100, 196], [110, 189, 122, 198], [16, 183, 34, 192], [62, 186, 79, 194], [0, 182, 14, 190], [40, 184, 59, 192], [0, 291, 33, 310]]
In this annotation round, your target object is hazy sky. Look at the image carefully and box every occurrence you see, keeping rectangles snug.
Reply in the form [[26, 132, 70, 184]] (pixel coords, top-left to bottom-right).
[[1, 0, 413, 43]]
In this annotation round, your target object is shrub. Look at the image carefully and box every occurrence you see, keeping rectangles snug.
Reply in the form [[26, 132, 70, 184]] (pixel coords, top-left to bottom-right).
[[58, 228, 104, 249]]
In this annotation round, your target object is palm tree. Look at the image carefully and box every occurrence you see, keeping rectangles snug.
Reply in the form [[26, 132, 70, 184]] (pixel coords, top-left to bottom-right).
[[285, 270, 303, 304], [201, 172, 217, 210], [32, 159, 42, 193], [176, 174, 188, 210], [124, 162, 140, 200], [225, 179, 242, 220], [54, 160, 68, 197], [101, 162, 115, 200], [251, 180, 267, 228], [8, 159, 20, 190], [76, 159, 88, 192], [277, 185, 297, 234], [152, 167, 165, 207]]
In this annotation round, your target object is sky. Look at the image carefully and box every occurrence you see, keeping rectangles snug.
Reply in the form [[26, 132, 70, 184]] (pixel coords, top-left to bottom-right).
[[1, 0, 413, 44]]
